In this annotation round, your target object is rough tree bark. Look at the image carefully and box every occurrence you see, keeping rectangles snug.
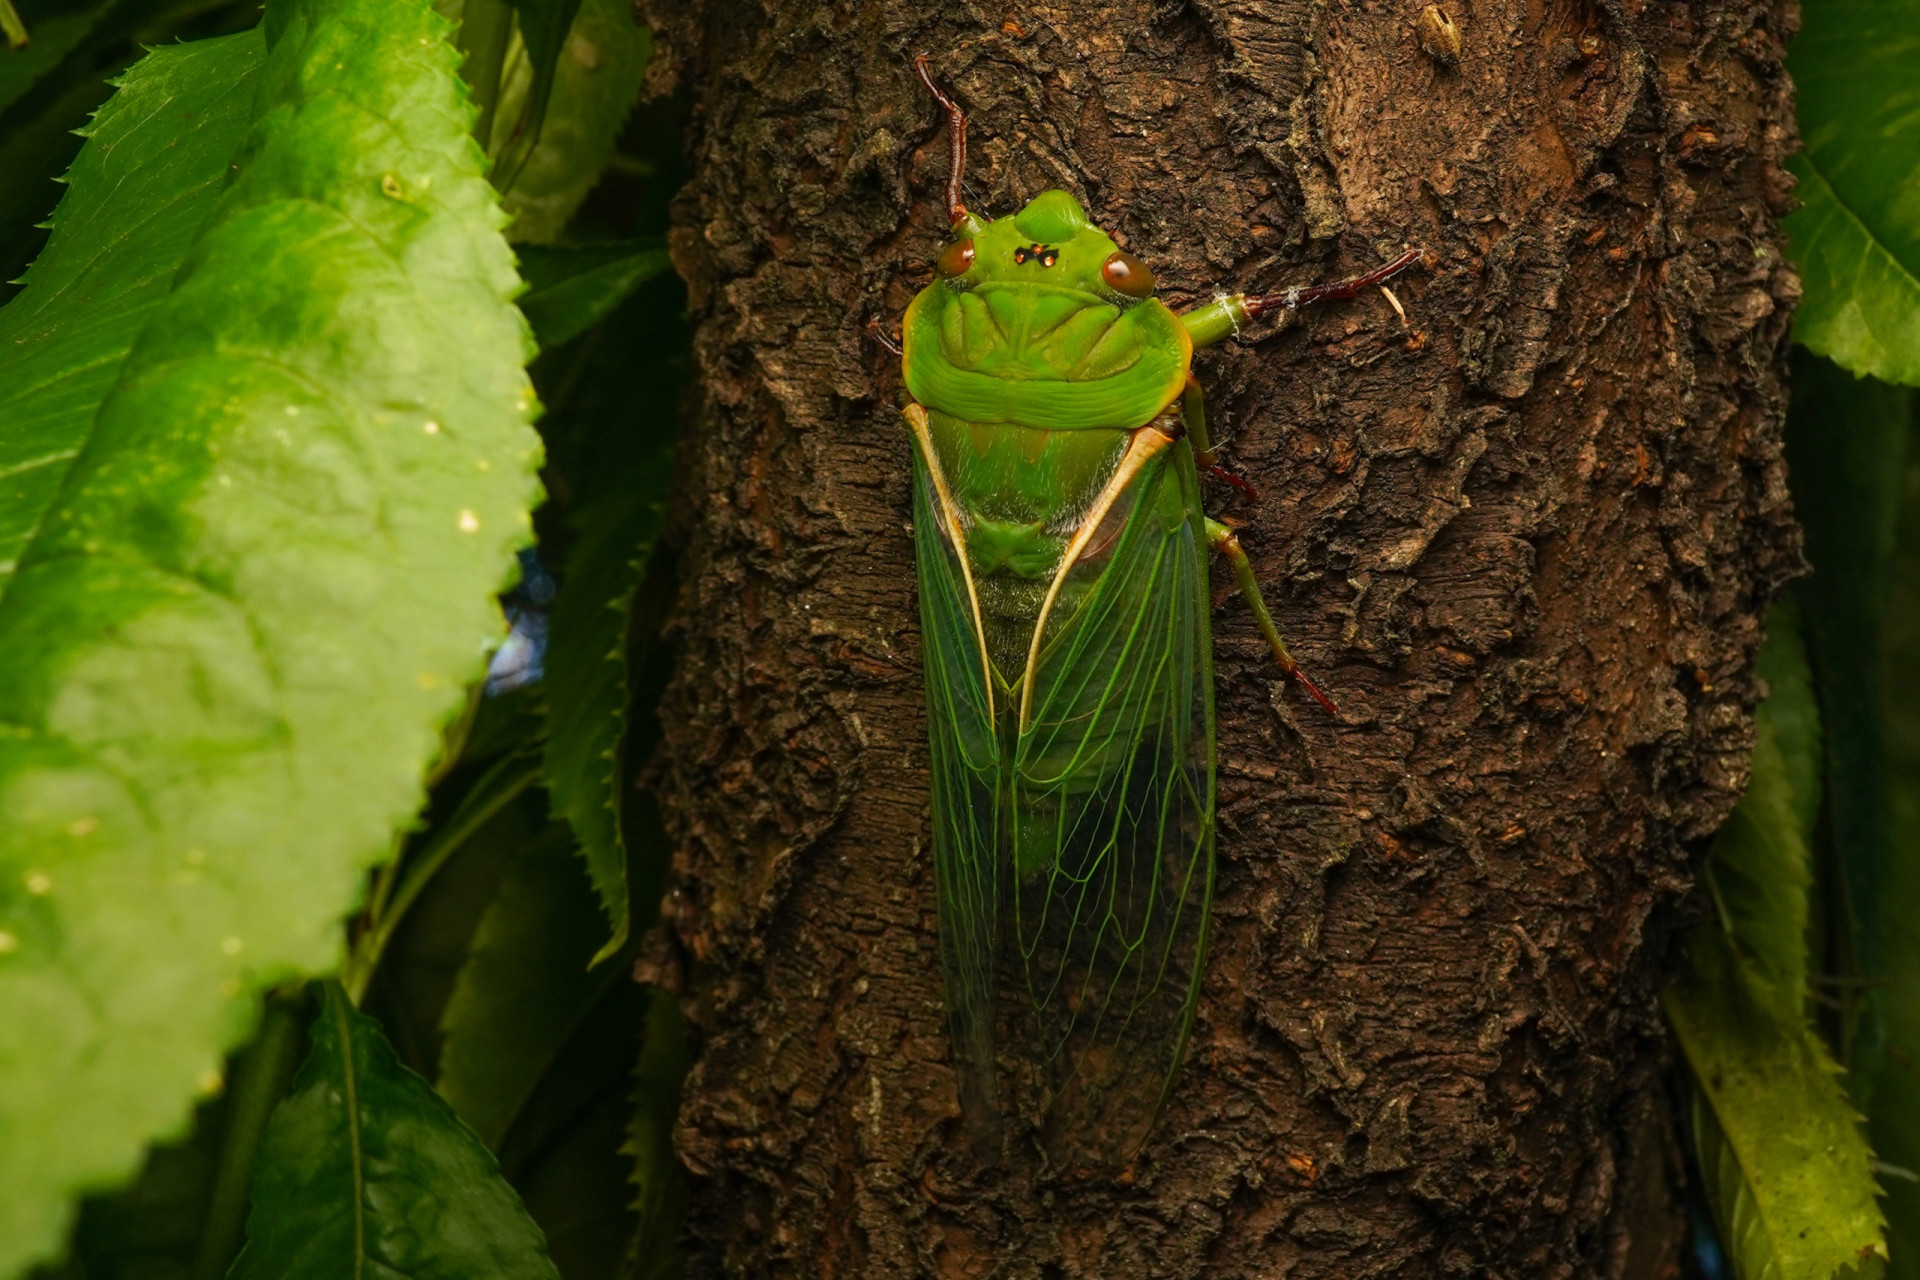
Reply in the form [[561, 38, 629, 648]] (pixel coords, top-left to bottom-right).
[[634, 0, 1801, 1273]]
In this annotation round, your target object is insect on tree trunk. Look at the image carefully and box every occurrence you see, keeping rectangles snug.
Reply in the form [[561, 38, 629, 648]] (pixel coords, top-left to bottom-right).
[[635, 0, 1801, 1273]]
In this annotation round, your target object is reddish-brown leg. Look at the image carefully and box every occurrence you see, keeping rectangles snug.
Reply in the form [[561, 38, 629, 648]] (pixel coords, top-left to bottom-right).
[[1241, 247, 1425, 322], [1207, 463, 1260, 502]]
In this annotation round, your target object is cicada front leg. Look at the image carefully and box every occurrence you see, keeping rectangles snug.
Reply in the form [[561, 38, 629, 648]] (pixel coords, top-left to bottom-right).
[[1177, 250, 1428, 717], [1180, 374, 1259, 502], [1182, 383, 1339, 716], [1180, 248, 1425, 349]]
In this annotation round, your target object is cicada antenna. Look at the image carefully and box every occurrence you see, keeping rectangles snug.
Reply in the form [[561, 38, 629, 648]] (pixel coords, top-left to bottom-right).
[[914, 54, 971, 226]]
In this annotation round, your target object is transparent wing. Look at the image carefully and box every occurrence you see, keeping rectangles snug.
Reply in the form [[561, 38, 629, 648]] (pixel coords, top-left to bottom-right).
[[909, 447, 1006, 1154], [1011, 445, 1215, 1169]]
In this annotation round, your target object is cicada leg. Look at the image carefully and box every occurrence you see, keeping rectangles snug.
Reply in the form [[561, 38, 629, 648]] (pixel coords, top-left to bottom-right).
[[1181, 374, 1259, 501], [1179, 378, 1285, 651], [1179, 248, 1425, 350], [866, 313, 904, 356], [914, 55, 973, 227], [1181, 396, 1335, 709], [1203, 517, 1339, 715]]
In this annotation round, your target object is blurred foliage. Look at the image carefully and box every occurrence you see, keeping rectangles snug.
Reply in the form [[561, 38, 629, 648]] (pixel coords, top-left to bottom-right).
[[1876, 404, 1920, 1276], [0, 0, 544, 1269], [1780, 0, 1920, 385], [1673, 0, 1920, 1271], [1664, 603, 1886, 1279], [1, 0, 687, 1275]]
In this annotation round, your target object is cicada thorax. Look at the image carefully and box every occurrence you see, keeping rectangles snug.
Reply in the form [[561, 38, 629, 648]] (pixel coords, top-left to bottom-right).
[[900, 189, 1191, 434], [916, 406, 1125, 682]]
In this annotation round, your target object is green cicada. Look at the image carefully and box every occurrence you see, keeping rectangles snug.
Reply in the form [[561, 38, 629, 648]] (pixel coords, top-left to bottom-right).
[[898, 57, 1420, 1167]]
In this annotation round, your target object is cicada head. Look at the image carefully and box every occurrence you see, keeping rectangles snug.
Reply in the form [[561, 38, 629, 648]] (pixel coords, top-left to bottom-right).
[[903, 190, 1191, 429], [929, 190, 1154, 311]]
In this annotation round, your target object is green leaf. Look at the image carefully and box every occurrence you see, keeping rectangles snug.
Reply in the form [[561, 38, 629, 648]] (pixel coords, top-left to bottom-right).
[[0, 0, 543, 1270], [0, 30, 263, 590], [1780, 0, 1920, 385], [1786, 350, 1912, 1081], [0, 1, 224, 301], [436, 826, 609, 1150], [540, 489, 668, 962], [538, 273, 680, 963], [0, 70, 110, 305], [1708, 600, 1820, 996], [1664, 610, 1887, 1279], [1668, 929, 1887, 1280], [229, 984, 560, 1280], [451, 0, 514, 147], [1787, 158, 1920, 389], [494, 0, 649, 242], [1871, 390, 1920, 1277], [481, 0, 582, 192], [517, 239, 670, 349]]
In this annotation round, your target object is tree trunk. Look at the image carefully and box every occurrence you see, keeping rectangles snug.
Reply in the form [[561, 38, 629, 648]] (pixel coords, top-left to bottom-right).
[[635, 0, 1801, 1272]]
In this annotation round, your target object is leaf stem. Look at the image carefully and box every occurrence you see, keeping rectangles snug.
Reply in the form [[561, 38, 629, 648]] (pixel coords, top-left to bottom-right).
[[359, 827, 409, 943], [321, 982, 369, 1276], [458, 0, 514, 155], [189, 989, 309, 1280], [0, 1, 27, 49], [342, 751, 542, 1002]]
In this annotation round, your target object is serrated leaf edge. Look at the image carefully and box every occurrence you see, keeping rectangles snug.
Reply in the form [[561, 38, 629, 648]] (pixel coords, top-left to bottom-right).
[[1668, 952, 1889, 1279], [1784, 153, 1920, 387]]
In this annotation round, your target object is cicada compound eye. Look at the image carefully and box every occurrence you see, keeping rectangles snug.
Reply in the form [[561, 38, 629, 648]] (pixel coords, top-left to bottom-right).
[[937, 238, 976, 277], [1101, 250, 1155, 297]]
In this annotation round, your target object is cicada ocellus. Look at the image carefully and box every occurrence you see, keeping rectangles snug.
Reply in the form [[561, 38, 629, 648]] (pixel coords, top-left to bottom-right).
[[897, 57, 1419, 1168]]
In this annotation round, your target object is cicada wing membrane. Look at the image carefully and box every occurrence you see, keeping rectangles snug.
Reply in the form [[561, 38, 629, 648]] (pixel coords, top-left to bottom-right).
[[1011, 446, 1216, 1170], [909, 447, 1007, 1157]]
